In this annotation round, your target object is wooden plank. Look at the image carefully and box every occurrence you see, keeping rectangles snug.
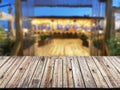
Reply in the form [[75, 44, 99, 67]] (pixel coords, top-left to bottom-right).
[[78, 56, 97, 88], [114, 57, 120, 64], [116, 56, 120, 60], [62, 56, 74, 88], [52, 57, 63, 88], [108, 57, 120, 73], [0, 56, 120, 88], [0, 56, 10, 68], [0, 57, 17, 78], [103, 57, 120, 86], [111, 56, 120, 64], [40, 57, 55, 88], [29, 56, 47, 88], [85, 56, 108, 88], [93, 56, 119, 88], [103, 57, 120, 78], [0, 57, 25, 88], [0, 56, 8, 61], [70, 56, 85, 88], [18, 57, 40, 88], [5, 56, 32, 88]]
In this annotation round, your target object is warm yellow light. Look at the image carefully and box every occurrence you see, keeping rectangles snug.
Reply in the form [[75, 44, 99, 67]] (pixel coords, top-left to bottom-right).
[[92, 23, 96, 27], [23, 28, 28, 33], [99, 30, 103, 34], [82, 30, 85, 32], [31, 20, 35, 24], [43, 29, 46, 32], [31, 20, 40, 24], [57, 22, 62, 25]]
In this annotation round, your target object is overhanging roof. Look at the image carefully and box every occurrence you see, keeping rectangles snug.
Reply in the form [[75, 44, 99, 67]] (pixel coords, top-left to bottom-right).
[[34, 5, 93, 8], [21, 0, 106, 17], [29, 16, 104, 20], [33, 0, 93, 7]]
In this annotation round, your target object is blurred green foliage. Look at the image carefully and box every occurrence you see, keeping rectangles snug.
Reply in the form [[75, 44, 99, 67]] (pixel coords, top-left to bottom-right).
[[0, 25, 15, 55], [93, 36, 103, 50], [108, 36, 120, 56], [0, 25, 6, 44]]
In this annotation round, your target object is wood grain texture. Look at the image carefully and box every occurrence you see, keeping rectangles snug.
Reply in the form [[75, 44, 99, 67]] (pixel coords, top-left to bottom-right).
[[0, 56, 119, 88], [78, 56, 97, 88], [29, 57, 47, 88], [85, 56, 108, 88], [62, 56, 74, 88], [0, 56, 10, 68], [103, 57, 120, 87], [0, 57, 25, 88], [40, 57, 55, 88], [93, 56, 119, 88], [71, 56, 85, 88], [52, 57, 63, 88], [5, 56, 32, 88], [18, 57, 39, 88]]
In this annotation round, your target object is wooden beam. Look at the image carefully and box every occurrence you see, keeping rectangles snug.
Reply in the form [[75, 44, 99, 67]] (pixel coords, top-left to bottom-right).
[[104, 0, 112, 42], [15, 0, 23, 55], [99, 0, 106, 2], [34, 5, 93, 8], [8, 6, 15, 39], [103, 0, 112, 55], [111, 8, 115, 36]]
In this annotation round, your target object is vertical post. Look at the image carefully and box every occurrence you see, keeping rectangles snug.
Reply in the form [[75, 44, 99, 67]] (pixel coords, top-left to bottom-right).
[[104, 0, 112, 42], [103, 0, 112, 55], [8, 5, 15, 39], [15, 0, 23, 55], [30, 20, 33, 34], [90, 19, 93, 56], [111, 8, 115, 36]]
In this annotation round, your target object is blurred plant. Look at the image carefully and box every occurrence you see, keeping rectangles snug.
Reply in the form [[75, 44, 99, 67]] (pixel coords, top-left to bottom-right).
[[0, 39, 15, 55], [80, 34, 89, 47], [0, 25, 16, 55], [93, 36, 103, 50], [40, 33, 50, 41], [80, 34, 88, 41], [0, 25, 6, 44], [107, 36, 120, 56]]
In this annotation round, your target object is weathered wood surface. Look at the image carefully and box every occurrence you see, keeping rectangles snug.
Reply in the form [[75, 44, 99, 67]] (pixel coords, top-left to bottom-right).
[[0, 56, 120, 88]]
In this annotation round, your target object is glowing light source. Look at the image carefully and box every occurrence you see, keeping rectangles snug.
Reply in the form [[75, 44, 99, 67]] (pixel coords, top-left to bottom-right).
[[43, 29, 46, 32], [98, 30, 103, 34], [24, 28, 28, 33], [92, 23, 95, 27], [82, 30, 85, 32]]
